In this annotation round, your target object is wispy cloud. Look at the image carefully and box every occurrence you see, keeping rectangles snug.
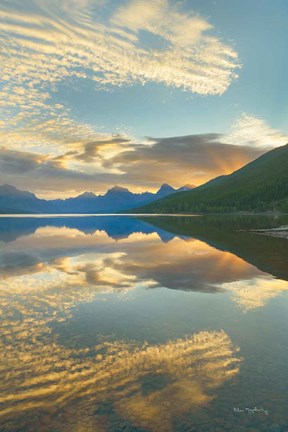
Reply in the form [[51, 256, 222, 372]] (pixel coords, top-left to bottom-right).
[[111, 0, 240, 95], [224, 113, 288, 149], [0, 1, 240, 152]]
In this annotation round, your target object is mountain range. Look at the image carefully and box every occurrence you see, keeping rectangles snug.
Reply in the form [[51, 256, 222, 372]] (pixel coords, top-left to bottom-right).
[[131, 143, 288, 214], [0, 183, 193, 214], [2, 143, 288, 215]]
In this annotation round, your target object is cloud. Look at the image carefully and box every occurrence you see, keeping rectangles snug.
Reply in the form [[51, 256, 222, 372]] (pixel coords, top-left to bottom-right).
[[0, 127, 273, 197], [0, 0, 240, 125], [102, 132, 266, 188], [75, 135, 133, 163], [110, 0, 240, 97], [112, 0, 213, 46], [0, 148, 47, 173], [0, 0, 240, 155], [224, 113, 288, 149]]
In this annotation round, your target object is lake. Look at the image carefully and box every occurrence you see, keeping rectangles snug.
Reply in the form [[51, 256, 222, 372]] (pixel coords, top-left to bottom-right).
[[0, 215, 288, 432]]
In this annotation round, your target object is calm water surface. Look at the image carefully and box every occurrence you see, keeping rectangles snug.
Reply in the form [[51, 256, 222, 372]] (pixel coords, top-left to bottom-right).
[[1, 215, 288, 432]]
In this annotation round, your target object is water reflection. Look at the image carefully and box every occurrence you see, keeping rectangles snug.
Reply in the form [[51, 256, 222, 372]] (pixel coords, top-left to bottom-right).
[[0, 215, 182, 243], [145, 215, 288, 282], [0, 325, 241, 431], [1, 222, 288, 311], [1, 216, 288, 431], [222, 277, 288, 312]]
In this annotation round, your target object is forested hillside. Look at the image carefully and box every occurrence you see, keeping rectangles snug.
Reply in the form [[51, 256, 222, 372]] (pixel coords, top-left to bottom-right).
[[131, 144, 288, 214]]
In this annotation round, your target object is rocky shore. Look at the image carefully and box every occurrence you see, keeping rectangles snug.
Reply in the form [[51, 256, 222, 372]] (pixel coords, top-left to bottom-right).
[[252, 226, 288, 240]]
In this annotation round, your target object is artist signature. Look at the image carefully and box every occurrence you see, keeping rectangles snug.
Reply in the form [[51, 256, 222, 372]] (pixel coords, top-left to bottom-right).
[[233, 407, 269, 415]]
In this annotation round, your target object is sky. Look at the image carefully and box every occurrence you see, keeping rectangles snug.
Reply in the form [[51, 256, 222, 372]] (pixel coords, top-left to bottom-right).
[[0, 0, 287, 199]]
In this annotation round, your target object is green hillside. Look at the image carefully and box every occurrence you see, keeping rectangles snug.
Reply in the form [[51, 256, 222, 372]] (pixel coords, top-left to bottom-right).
[[132, 143, 288, 214]]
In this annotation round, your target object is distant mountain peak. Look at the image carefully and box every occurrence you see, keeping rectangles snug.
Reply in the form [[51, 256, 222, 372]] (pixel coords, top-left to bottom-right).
[[77, 191, 96, 199], [0, 184, 36, 198], [0, 184, 19, 192], [158, 183, 174, 193], [107, 185, 130, 193]]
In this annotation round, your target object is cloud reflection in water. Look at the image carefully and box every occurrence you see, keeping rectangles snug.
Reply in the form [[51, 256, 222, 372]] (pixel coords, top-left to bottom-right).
[[1, 222, 288, 430]]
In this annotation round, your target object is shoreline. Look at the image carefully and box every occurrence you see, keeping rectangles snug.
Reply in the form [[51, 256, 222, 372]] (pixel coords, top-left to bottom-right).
[[0, 212, 288, 218], [252, 227, 288, 240]]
